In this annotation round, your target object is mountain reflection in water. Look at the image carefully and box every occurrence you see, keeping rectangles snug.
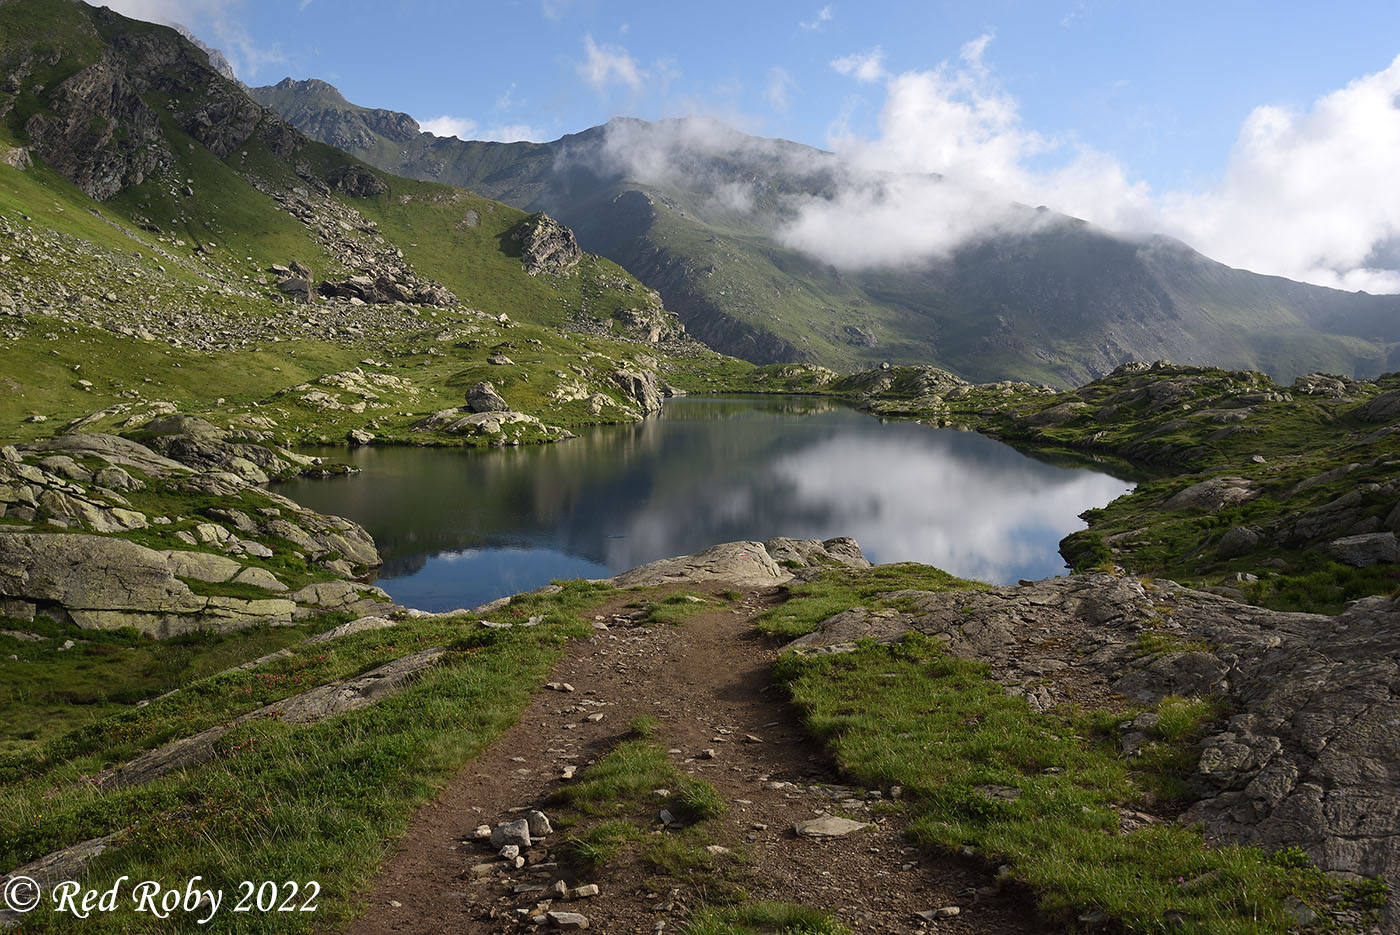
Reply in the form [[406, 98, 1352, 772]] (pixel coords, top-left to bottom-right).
[[278, 397, 1133, 610]]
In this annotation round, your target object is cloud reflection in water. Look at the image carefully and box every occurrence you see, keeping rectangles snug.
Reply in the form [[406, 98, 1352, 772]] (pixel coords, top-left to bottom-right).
[[279, 398, 1133, 610]]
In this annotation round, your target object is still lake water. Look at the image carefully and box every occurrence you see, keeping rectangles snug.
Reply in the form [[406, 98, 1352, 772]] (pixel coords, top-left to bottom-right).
[[278, 397, 1133, 611]]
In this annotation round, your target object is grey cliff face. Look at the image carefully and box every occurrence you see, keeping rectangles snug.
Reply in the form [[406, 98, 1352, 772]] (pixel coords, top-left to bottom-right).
[[3, 7, 301, 201]]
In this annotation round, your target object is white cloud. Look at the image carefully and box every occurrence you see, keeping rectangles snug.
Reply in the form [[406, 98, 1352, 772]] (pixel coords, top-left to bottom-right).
[[800, 4, 834, 31], [418, 115, 478, 140], [484, 123, 545, 143], [417, 115, 544, 143], [830, 47, 887, 84], [793, 36, 1400, 292], [1158, 56, 1400, 292], [577, 34, 646, 95], [764, 67, 796, 111]]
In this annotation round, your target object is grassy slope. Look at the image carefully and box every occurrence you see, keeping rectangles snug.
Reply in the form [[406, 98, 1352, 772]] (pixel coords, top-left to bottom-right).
[[0, 51, 761, 445], [0, 584, 614, 933], [638, 203, 938, 370]]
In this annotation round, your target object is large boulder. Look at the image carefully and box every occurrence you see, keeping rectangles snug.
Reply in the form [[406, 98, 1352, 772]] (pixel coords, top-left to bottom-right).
[[611, 366, 663, 414], [1215, 525, 1263, 559], [1163, 476, 1258, 512], [1327, 532, 1398, 567], [514, 213, 582, 276], [609, 541, 787, 588], [0, 533, 299, 637], [328, 164, 386, 197], [763, 536, 871, 570], [136, 415, 300, 481], [466, 381, 510, 413], [1353, 389, 1400, 423], [27, 433, 188, 477]]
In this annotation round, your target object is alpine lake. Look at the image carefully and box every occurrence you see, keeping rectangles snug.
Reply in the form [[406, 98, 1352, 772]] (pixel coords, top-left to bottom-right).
[[279, 396, 1135, 611]]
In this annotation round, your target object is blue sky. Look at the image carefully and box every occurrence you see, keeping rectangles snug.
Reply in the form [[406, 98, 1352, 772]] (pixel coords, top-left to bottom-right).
[[102, 0, 1400, 291]]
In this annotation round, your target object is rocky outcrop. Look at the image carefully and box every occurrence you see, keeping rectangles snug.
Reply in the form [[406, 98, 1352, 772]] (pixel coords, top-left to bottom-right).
[[22, 59, 166, 200], [1353, 389, 1400, 423], [138, 413, 316, 484], [0, 144, 32, 170], [609, 541, 787, 588], [0, 434, 387, 635], [0, 835, 118, 930], [610, 365, 663, 414], [515, 214, 582, 277], [411, 407, 572, 443], [1327, 532, 1398, 567], [5, 5, 295, 200], [328, 164, 386, 197], [1162, 476, 1258, 512], [317, 273, 457, 307], [608, 538, 870, 588], [0, 531, 389, 637], [0, 532, 291, 636], [787, 573, 1400, 910], [763, 536, 870, 569]]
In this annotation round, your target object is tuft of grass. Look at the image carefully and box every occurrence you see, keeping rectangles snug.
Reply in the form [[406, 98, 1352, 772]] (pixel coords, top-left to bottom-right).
[[683, 901, 851, 935], [638, 592, 711, 627], [629, 715, 661, 739], [1150, 695, 1220, 743], [551, 739, 725, 824], [549, 735, 727, 891], [561, 818, 642, 869], [671, 775, 727, 823], [550, 740, 677, 816], [1133, 632, 1214, 659]]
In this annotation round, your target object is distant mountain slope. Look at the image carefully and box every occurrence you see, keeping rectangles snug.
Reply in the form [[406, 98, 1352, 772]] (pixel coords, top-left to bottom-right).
[[253, 79, 1400, 385], [0, 0, 748, 447], [0, 3, 689, 342]]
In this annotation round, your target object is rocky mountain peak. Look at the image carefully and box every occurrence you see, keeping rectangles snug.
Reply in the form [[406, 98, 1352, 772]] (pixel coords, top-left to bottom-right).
[[249, 77, 421, 147]]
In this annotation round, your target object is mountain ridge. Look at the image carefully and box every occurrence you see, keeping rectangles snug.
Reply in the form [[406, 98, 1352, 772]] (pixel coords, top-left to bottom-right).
[[252, 78, 1400, 386]]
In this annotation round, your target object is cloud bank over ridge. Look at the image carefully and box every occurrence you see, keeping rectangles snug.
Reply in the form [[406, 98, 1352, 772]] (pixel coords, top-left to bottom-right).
[[800, 38, 1400, 292], [584, 34, 1400, 293]]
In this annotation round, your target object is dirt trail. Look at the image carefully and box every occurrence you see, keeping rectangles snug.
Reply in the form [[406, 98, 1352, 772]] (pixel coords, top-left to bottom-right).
[[347, 585, 1060, 934]]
